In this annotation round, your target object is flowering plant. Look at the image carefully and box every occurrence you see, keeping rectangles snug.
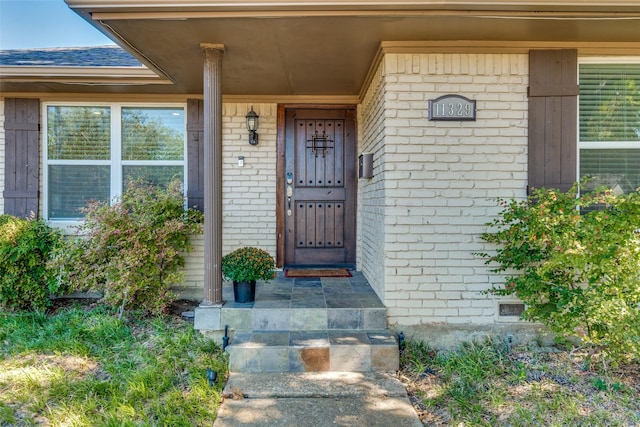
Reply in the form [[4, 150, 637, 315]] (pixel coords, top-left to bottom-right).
[[222, 246, 276, 283]]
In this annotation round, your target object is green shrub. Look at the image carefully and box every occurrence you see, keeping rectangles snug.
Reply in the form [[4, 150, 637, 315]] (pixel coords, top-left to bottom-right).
[[478, 183, 640, 361], [0, 215, 64, 311], [57, 179, 202, 318], [222, 246, 276, 283]]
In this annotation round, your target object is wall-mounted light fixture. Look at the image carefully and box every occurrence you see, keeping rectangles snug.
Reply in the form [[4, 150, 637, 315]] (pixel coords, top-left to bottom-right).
[[246, 106, 259, 145]]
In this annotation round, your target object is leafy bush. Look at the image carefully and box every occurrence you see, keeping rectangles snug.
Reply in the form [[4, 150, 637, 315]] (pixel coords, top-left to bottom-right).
[[221, 246, 275, 283], [478, 183, 640, 361], [0, 215, 64, 311], [57, 179, 202, 318]]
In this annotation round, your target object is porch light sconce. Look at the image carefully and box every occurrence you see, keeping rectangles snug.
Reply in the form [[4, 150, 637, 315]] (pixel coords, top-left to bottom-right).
[[246, 106, 259, 145]]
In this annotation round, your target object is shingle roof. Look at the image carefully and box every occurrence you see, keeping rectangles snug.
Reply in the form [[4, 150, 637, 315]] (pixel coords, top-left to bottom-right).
[[0, 45, 142, 67]]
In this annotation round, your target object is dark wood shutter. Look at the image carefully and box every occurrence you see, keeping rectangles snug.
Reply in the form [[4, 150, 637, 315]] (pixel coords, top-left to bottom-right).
[[186, 99, 205, 211], [3, 98, 40, 217], [528, 49, 579, 193]]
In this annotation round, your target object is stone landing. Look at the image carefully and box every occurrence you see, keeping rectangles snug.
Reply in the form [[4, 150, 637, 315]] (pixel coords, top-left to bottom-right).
[[220, 272, 399, 374]]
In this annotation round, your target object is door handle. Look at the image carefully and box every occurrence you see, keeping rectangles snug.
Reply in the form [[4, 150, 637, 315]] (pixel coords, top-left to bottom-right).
[[286, 185, 293, 216]]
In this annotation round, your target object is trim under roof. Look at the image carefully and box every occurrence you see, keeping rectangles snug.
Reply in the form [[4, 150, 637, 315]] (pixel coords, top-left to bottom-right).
[[0, 46, 169, 86]]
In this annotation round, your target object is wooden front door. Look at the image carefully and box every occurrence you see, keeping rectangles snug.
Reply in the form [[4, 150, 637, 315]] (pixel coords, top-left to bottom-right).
[[281, 107, 357, 266]]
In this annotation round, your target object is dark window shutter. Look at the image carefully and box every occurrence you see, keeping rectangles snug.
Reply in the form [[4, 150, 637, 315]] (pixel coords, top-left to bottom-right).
[[528, 49, 578, 193], [186, 99, 204, 212], [3, 98, 40, 217]]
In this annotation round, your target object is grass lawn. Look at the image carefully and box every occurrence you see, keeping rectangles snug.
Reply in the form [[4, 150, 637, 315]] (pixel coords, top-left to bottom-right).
[[400, 339, 640, 426], [0, 303, 227, 426], [2, 304, 638, 426]]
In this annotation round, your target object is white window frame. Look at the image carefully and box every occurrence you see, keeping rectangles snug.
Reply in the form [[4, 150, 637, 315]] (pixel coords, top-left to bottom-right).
[[42, 102, 187, 227], [577, 57, 640, 187]]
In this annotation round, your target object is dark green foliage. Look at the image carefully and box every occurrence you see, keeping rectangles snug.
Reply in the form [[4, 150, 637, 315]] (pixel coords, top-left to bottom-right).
[[56, 179, 202, 317], [0, 215, 65, 311], [478, 183, 640, 361], [221, 246, 276, 283]]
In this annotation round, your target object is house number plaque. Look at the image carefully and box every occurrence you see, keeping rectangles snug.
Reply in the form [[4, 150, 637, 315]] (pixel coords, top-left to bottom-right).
[[428, 94, 476, 121]]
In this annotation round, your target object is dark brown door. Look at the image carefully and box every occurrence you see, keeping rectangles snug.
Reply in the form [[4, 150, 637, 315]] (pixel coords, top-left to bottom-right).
[[283, 107, 356, 266]]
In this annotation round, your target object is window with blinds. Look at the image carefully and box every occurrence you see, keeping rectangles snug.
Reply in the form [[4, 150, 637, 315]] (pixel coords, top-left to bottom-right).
[[579, 62, 640, 194], [44, 104, 186, 220]]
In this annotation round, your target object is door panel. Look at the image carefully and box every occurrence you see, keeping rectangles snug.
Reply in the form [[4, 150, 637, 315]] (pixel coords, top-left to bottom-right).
[[283, 107, 356, 266]]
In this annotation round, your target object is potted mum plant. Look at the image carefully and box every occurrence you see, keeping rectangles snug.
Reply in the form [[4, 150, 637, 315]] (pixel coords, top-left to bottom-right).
[[221, 246, 275, 303]]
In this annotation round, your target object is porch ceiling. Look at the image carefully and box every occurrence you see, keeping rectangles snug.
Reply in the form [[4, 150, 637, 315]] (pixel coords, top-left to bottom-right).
[[3, 1, 640, 96]]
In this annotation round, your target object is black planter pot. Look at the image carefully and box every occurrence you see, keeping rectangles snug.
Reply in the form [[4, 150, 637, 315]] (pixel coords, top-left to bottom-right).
[[233, 280, 256, 303]]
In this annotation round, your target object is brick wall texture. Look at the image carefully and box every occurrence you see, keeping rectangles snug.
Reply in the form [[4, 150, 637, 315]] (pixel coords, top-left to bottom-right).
[[358, 53, 529, 327], [182, 103, 279, 293], [220, 103, 277, 255], [358, 63, 387, 299]]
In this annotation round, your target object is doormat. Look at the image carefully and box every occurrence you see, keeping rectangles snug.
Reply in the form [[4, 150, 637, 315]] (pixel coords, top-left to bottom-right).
[[285, 268, 352, 278]]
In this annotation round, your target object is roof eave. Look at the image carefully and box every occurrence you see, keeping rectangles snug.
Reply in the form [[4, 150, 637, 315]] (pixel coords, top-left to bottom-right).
[[0, 66, 171, 86], [64, 0, 640, 13]]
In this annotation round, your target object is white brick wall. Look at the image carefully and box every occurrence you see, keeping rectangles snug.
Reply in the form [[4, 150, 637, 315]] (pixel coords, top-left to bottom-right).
[[180, 233, 204, 297], [358, 61, 387, 298], [361, 52, 529, 327], [180, 103, 279, 292], [221, 103, 277, 255]]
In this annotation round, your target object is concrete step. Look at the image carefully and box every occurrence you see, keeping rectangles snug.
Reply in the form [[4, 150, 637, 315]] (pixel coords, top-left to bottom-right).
[[222, 371, 409, 398], [214, 372, 422, 427], [227, 329, 399, 373], [221, 306, 388, 332]]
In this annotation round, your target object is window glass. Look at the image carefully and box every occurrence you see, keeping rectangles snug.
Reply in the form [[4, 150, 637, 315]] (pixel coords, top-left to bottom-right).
[[47, 106, 110, 160], [45, 104, 186, 220], [580, 64, 640, 142], [122, 107, 184, 160], [579, 63, 640, 194], [123, 166, 184, 190], [48, 165, 110, 219], [580, 149, 640, 194]]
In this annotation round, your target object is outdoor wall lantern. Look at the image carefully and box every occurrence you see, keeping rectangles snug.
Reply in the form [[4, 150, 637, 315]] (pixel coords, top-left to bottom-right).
[[246, 106, 259, 145]]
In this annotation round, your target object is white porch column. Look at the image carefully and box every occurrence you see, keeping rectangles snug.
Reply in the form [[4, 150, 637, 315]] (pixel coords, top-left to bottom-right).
[[201, 43, 225, 307]]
